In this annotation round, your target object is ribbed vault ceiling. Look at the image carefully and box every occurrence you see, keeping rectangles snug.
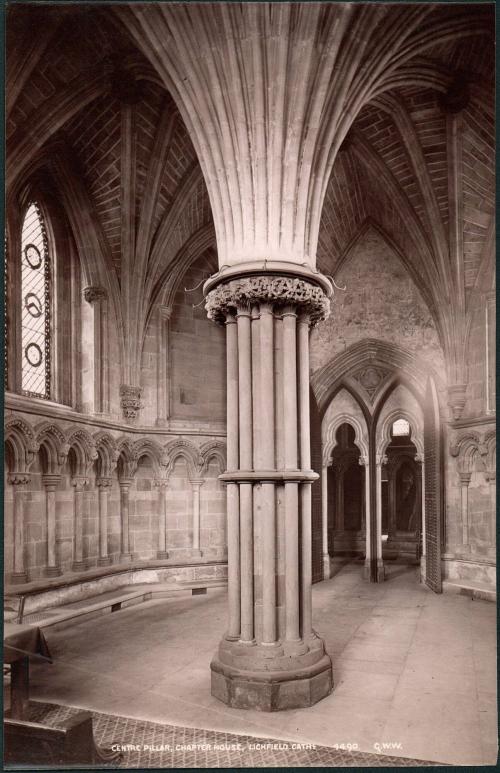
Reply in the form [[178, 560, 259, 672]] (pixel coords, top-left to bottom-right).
[[6, 3, 494, 384]]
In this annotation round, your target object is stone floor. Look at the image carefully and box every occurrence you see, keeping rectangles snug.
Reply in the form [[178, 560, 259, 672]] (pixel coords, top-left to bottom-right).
[[24, 562, 497, 767], [7, 700, 440, 768]]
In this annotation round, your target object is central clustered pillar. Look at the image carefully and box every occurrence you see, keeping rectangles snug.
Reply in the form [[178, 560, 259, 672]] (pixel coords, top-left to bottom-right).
[[204, 268, 333, 711]]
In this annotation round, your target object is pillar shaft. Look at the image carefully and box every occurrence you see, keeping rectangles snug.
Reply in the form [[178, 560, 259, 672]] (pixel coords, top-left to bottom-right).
[[321, 465, 330, 579], [72, 477, 87, 571], [205, 269, 333, 711], [362, 460, 371, 580], [298, 314, 312, 640], [43, 474, 61, 577], [119, 479, 133, 560], [191, 480, 204, 555], [156, 480, 169, 559], [282, 306, 300, 642], [237, 305, 254, 643], [97, 478, 112, 566], [225, 312, 240, 640], [156, 306, 171, 426], [9, 475, 29, 583], [375, 456, 386, 582], [259, 303, 276, 645], [459, 472, 471, 547]]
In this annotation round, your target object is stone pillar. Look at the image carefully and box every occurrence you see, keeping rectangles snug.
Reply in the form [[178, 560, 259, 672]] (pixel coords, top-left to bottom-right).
[[156, 305, 172, 427], [225, 312, 240, 640], [71, 476, 87, 571], [360, 457, 371, 580], [97, 477, 112, 566], [485, 472, 496, 544], [375, 455, 386, 582], [205, 267, 333, 711], [119, 477, 133, 561], [459, 471, 472, 547], [42, 474, 61, 577], [9, 474, 29, 584], [335, 462, 345, 532], [298, 312, 313, 642], [321, 464, 330, 580], [83, 286, 109, 415], [155, 478, 169, 559], [191, 479, 204, 556]]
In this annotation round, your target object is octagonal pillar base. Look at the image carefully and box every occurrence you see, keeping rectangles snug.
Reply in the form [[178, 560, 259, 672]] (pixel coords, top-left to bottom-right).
[[210, 636, 333, 711]]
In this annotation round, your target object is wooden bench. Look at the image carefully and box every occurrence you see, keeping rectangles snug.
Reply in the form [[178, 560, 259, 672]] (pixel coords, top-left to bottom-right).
[[4, 711, 121, 766]]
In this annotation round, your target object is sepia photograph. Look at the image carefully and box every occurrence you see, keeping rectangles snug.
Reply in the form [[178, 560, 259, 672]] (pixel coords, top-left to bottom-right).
[[3, 1, 496, 769]]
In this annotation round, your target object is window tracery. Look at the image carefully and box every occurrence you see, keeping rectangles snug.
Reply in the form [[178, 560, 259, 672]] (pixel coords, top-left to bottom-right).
[[21, 202, 50, 398]]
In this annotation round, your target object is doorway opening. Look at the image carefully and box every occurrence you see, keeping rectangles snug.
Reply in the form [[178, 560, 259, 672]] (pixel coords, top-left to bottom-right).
[[382, 419, 422, 566], [329, 423, 366, 560]]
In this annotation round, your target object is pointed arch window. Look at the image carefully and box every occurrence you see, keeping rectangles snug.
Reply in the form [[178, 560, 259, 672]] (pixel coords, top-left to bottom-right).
[[21, 202, 51, 398]]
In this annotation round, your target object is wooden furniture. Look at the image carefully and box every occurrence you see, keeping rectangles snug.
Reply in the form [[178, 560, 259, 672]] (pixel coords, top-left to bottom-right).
[[4, 622, 52, 720]]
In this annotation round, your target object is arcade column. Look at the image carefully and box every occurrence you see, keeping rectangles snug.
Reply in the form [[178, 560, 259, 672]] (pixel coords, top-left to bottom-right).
[[204, 265, 333, 711]]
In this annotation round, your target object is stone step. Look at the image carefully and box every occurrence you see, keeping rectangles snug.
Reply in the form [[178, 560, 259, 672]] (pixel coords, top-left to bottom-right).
[[442, 579, 496, 603]]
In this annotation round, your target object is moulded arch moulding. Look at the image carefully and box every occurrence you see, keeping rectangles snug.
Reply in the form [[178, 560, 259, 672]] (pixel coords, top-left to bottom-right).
[[115, 438, 139, 480], [93, 431, 119, 479], [4, 417, 39, 473], [376, 407, 424, 460], [311, 339, 446, 419], [65, 428, 98, 478], [132, 437, 165, 476], [162, 438, 203, 480], [198, 439, 227, 475], [323, 413, 369, 466], [34, 421, 69, 474], [450, 431, 486, 475], [482, 431, 496, 472]]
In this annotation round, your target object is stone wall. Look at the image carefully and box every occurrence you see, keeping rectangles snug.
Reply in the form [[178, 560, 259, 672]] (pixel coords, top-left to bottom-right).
[[310, 226, 445, 383], [170, 255, 226, 422], [4, 407, 227, 585]]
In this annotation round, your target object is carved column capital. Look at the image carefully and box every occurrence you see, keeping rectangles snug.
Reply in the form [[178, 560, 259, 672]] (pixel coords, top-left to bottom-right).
[[118, 477, 133, 489], [154, 477, 169, 489], [42, 474, 61, 490], [447, 384, 467, 421], [83, 286, 107, 304], [96, 477, 112, 488], [8, 473, 30, 486], [205, 274, 330, 327], [459, 471, 472, 486], [119, 384, 142, 421], [71, 476, 88, 490]]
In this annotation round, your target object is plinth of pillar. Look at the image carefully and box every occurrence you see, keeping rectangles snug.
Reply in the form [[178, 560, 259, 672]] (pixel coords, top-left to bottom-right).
[[71, 561, 87, 572], [156, 550, 169, 560], [97, 556, 113, 567], [44, 565, 62, 578], [9, 571, 29, 585], [120, 553, 133, 563], [210, 636, 333, 711]]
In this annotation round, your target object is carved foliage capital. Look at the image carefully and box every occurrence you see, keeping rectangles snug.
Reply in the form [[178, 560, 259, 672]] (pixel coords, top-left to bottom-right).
[[97, 477, 113, 488], [83, 286, 107, 304], [120, 385, 142, 421], [205, 275, 330, 327], [9, 473, 30, 486]]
